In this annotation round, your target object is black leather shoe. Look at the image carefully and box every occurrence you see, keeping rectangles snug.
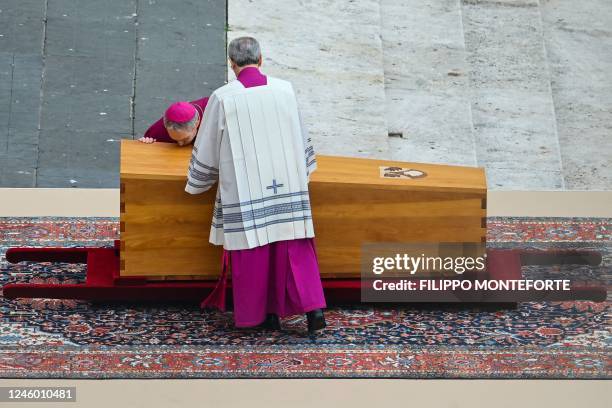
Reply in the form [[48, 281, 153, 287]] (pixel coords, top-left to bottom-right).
[[259, 313, 281, 330], [306, 309, 326, 333]]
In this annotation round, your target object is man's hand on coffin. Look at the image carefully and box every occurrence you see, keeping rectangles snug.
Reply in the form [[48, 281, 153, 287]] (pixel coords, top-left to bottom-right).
[[138, 137, 156, 144]]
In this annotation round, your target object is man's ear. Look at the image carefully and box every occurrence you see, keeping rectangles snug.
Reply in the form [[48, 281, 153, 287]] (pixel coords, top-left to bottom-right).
[[258, 55, 263, 67]]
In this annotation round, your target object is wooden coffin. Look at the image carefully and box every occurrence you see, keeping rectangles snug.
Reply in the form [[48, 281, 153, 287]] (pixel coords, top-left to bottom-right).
[[120, 140, 487, 279]]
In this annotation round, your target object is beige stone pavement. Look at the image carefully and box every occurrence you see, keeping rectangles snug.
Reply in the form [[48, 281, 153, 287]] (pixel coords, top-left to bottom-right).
[[0, 379, 610, 408], [1, 188, 611, 217]]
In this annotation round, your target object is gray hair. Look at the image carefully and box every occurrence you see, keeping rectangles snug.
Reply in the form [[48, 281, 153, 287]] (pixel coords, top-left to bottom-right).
[[228, 36, 261, 67], [163, 110, 200, 131]]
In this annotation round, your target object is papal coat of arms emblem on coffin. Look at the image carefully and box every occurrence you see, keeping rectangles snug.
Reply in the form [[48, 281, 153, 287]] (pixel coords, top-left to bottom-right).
[[380, 166, 427, 179]]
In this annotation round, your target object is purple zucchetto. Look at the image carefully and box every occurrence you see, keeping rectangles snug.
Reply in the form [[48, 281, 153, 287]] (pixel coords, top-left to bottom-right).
[[164, 101, 197, 123]]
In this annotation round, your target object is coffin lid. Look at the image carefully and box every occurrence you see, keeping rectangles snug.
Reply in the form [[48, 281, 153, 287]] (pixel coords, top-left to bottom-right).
[[120, 140, 487, 194]]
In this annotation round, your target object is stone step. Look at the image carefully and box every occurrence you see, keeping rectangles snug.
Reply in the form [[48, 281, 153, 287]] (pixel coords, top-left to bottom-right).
[[228, 0, 610, 192], [229, 0, 390, 158], [540, 0, 612, 190], [381, 0, 477, 167], [461, 0, 564, 189]]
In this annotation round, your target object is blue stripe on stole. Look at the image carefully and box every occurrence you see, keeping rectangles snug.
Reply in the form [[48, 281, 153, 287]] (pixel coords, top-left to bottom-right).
[[212, 201, 223, 220], [189, 172, 217, 182], [215, 200, 311, 223], [216, 190, 309, 208], [187, 180, 214, 189], [190, 153, 219, 173], [189, 165, 217, 178], [212, 215, 313, 232]]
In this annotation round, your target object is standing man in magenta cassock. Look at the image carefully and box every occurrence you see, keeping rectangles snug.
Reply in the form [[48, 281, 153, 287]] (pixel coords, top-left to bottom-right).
[[185, 37, 327, 334]]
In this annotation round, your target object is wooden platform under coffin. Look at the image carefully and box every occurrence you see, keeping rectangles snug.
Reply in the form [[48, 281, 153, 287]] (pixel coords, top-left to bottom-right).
[[120, 140, 487, 280]]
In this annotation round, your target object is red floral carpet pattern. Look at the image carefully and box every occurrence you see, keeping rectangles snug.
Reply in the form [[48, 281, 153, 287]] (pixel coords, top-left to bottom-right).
[[0, 217, 610, 378]]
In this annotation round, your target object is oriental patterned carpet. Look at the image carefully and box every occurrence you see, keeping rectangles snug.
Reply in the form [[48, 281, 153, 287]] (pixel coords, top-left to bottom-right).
[[0, 217, 610, 379]]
